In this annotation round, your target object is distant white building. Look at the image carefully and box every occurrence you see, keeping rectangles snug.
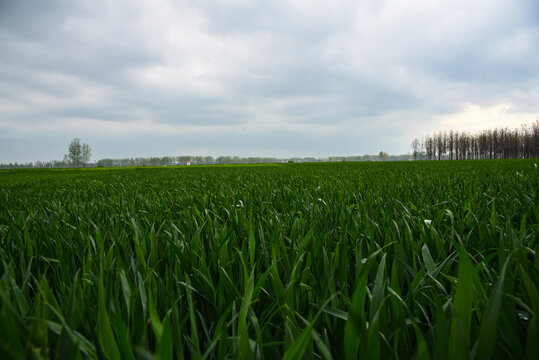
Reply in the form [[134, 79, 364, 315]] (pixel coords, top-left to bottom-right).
[[186, 160, 191, 166]]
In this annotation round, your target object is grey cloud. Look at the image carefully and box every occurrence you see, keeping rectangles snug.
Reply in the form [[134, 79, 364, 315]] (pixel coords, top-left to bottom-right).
[[0, 1, 158, 83], [192, 0, 356, 39], [0, 0, 538, 163]]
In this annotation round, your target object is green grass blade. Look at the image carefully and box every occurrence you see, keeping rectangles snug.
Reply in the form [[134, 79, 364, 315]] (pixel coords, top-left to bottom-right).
[[344, 273, 368, 360], [370, 253, 387, 321], [473, 257, 509, 359], [449, 248, 474, 359], [238, 270, 255, 359], [156, 310, 173, 360], [98, 267, 121, 360]]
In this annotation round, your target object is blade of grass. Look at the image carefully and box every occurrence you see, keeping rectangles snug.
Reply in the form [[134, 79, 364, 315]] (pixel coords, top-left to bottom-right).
[[473, 257, 509, 359]]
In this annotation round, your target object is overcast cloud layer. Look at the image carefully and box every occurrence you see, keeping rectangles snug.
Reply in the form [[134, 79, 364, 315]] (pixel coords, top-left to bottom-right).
[[1, 0, 538, 162]]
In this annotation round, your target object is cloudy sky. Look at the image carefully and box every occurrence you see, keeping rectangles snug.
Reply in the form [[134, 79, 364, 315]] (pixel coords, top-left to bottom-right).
[[1, 0, 538, 162]]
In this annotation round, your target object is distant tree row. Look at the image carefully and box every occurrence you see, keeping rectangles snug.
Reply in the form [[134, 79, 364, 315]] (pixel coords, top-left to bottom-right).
[[94, 156, 281, 167], [93, 154, 410, 167], [0, 153, 413, 169], [411, 120, 539, 160]]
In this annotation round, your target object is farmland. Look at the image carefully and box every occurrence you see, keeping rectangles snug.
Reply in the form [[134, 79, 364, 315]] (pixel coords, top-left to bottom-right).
[[0, 160, 538, 359]]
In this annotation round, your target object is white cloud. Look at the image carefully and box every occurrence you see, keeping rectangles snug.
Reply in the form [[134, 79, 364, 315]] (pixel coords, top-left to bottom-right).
[[435, 103, 537, 133]]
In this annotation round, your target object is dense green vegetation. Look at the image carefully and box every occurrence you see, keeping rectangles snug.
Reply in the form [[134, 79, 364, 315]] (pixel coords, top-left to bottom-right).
[[0, 160, 537, 359]]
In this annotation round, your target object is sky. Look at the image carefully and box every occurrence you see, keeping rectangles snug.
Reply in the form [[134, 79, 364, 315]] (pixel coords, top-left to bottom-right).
[[1, 0, 538, 163]]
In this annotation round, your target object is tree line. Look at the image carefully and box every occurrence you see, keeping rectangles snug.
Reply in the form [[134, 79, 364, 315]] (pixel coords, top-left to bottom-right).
[[0, 154, 411, 169], [411, 120, 539, 160], [1, 135, 413, 168]]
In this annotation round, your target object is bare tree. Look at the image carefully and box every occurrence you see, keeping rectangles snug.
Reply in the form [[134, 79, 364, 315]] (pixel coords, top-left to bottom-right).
[[533, 118, 539, 157], [478, 131, 488, 159], [411, 138, 420, 160], [66, 138, 92, 167], [67, 138, 82, 167], [448, 130, 454, 160], [81, 143, 92, 167], [425, 135, 434, 160], [454, 132, 460, 160]]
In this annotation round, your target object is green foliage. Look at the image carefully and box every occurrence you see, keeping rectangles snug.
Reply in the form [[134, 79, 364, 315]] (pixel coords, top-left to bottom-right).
[[0, 159, 538, 358]]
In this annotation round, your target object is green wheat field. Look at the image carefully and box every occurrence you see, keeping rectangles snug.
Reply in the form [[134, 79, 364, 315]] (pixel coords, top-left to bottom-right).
[[0, 160, 538, 359]]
